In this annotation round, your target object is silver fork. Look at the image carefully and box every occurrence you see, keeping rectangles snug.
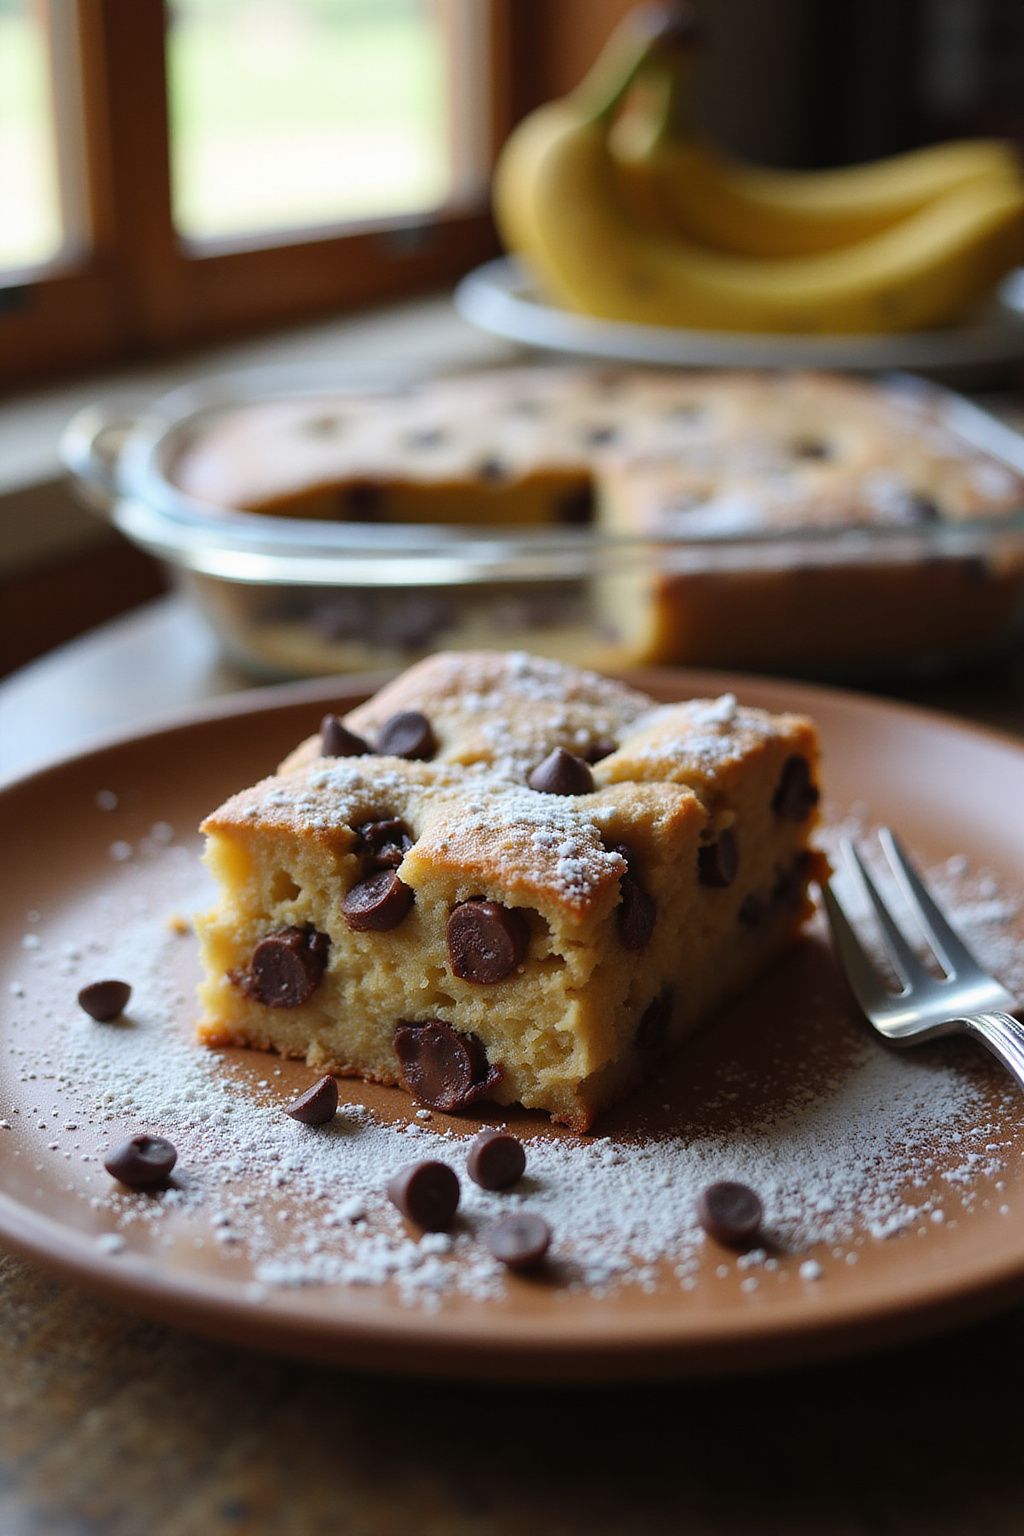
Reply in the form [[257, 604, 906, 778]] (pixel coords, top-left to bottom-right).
[[822, 827, 1024, 1089]]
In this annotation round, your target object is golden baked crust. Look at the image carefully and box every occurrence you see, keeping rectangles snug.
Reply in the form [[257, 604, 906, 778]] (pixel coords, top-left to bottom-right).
[[197, 652, 825, 1130], [173, 368, 1024, 678], [174, 367, 1024, 529]]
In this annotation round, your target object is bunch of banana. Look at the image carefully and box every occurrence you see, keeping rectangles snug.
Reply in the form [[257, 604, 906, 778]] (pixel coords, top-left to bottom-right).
[[493, 6, 1024, 334]]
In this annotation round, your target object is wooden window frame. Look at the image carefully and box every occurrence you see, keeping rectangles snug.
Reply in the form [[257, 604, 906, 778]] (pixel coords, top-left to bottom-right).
[[2, 0, 519, 388]]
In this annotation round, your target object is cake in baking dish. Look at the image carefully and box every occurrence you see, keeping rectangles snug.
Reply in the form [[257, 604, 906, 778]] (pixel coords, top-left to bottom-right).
[[173, 367, 1024, 676], [195, 651, 826, 1130]]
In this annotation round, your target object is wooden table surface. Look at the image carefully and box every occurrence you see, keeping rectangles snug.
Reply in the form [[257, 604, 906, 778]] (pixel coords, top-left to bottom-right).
[[2, 596, 1024, 1536]]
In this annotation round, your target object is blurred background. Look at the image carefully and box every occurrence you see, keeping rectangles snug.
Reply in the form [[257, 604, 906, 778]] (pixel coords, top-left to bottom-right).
[[2, 0, 1024, 677]]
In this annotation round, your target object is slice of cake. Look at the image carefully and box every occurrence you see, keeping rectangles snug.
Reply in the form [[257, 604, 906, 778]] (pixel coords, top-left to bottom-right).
[[196, 652, 825, 1130]]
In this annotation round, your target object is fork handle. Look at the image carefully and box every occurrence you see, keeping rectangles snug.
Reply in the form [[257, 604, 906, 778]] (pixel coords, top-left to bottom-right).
[[961, 1012, 1024, 1092]]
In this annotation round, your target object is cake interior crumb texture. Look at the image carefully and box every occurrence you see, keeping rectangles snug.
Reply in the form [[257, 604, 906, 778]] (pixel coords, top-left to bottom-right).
[[196, 651, 826, 1129]]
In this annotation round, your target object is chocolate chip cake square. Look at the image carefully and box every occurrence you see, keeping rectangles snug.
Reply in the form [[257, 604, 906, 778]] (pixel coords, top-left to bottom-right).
[[196, 652, 825, 1130]]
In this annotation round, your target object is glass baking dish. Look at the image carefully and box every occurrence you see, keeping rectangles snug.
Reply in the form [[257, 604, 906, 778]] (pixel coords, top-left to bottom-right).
[[60, 366, 1024, 681]]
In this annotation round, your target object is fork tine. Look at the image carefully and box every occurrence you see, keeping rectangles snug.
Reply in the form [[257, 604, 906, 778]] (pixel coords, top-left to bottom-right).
[[877, 828, 988, 981], [841, 839, 929, 990], [821, 880, 893, 1014]]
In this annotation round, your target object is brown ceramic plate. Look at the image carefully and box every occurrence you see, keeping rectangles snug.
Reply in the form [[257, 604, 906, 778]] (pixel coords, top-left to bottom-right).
[[1, 668, 1022, 1382]]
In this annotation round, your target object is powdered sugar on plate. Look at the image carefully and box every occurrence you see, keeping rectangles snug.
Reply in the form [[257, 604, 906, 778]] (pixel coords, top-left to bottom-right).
[[2, 813, 1023, 1311]]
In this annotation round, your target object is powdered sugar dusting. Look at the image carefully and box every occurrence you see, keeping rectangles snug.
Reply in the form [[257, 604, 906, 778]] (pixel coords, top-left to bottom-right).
[[2, 812, 1023, 1312]]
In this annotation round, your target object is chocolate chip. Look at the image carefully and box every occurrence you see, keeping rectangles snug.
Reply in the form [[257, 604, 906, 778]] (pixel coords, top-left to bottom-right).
[[403, 426, 445, 450], [78, 979, 131, 1021], [466, 1129, 526, 1190], [320, 714, 371, 757], [374, 595, 450, 652], [355, 816, 413, 869], [309, 596, 368, 642], [446, 900, 528, 983], [387, 1160, 460, 1230], [583, 738, 617, 764], [636, 989, 672, 1051], [485, 1213, 551, 1272], [698, 1181, 764, 1248], [245, 926, 330, 1007], [104, 1134, 177, 1189], [904, 492, 941, 522], [556, 482, 595, 524], [738, 893, 763, 928], [376, 710, 436, 760], [342, 870, 414, 932], [527, 748, 594, 796], [613, 846, 656, 951], [698, 828, 739, 888], [394, 1020, 501, 1112], [285, 1074, 338, 1125], [771, 755, 819, 821], [341, 480, 383, 519], [792, 437, 832, 460], [772, 850, 815, 908], [583, 424, 618, 447], [477, 457, 508, 483]]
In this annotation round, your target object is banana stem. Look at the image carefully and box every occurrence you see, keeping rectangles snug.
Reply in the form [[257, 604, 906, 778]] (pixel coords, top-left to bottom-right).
[[570, 11, 691, 128], [646, 59, 696, 145]]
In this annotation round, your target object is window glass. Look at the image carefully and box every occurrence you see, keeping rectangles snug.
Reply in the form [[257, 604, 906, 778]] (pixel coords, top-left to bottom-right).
[[0, 0, 63, 270], [168, 0, 457, 241]]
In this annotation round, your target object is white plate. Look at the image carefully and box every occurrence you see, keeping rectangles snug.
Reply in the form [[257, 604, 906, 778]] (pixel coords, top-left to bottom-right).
[[455, 259, 1024, 375]]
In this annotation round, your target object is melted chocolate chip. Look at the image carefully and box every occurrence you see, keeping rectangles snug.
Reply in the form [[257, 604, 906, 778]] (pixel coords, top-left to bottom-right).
[[792, 437, 832, 460], [485, 1213, 551, 1272], [78, 979, 132, 1021], [771, 755, 819, 821], [104, 1134, 177, 1189], [341, 480, 383, 520], [446, 900, 528, 983], [355, 816, 413, 869], [556, 482, 595, 525], [698, 828, 739, 888], [285, 1074, 339, 1126], [376, 710, 436, 760], [394, 1020, 501, 1113], [320, 714, 371, 758], [477, 457, 508, 483], [245, 926, 330, 1007], [342, 870, 414, 932], [738, 893, 764, 928], [613, 846, 656, 951], [636, 989, 673, 1051], [387, 1160, 460, 1230], [466, 1129, 526, 1190], [527, 748, 594, 796], [698, 1181, 764, 1248]]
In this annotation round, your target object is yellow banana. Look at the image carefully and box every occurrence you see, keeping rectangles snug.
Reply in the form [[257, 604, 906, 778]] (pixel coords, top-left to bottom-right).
[[494, 97, 1024, 333], [611, 65, 1023, 257]]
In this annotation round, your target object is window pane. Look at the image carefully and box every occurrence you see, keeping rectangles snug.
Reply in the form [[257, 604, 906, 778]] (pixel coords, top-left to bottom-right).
[[168, 0, 462, 241], [0, 0, 63, 270]]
